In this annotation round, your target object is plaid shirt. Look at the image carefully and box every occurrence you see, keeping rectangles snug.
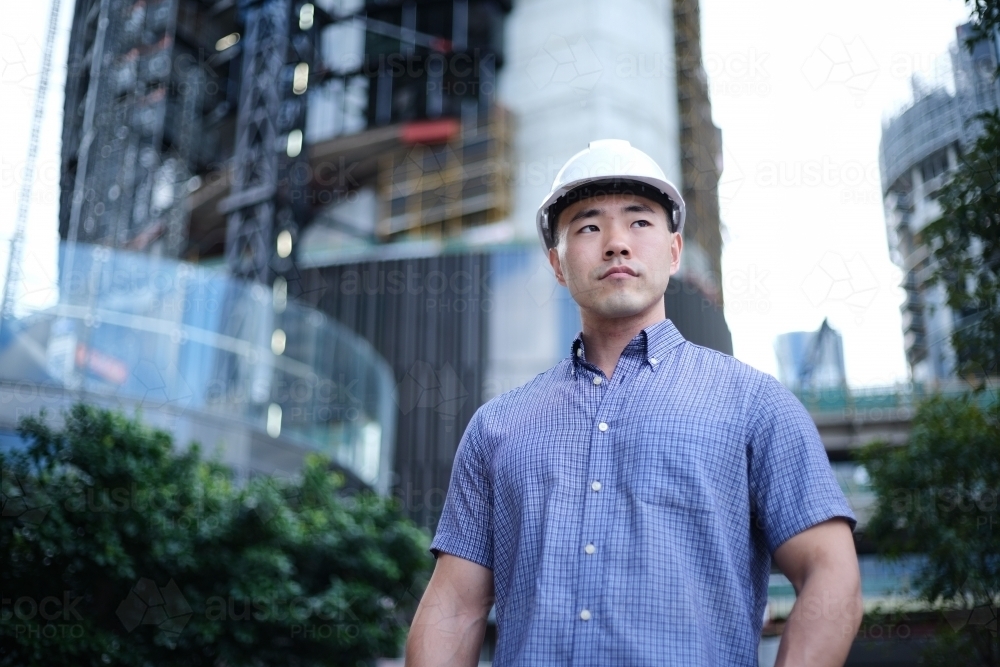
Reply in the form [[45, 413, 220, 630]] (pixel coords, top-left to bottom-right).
[[430, 318, 856, 666]]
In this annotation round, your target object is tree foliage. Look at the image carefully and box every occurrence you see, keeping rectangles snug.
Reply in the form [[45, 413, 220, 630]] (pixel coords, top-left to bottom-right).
[[924, 109, 1000, 380], [859, 392, 999, 665], [961, 0, 1000, 58], [923, 0, 1000, 379], [0, 403, 432, 667]]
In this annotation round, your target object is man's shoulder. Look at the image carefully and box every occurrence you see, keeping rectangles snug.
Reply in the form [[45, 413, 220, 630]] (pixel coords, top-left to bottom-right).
[[479, 360, 570, 411], [673, 340, 777, 390], [468, 360, 571, 433]]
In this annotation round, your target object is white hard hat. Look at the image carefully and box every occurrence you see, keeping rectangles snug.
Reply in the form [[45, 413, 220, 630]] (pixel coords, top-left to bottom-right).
[[536, 139, 686, 252]]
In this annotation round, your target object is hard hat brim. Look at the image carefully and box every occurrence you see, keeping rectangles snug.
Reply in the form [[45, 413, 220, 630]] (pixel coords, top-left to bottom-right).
[[536, 175, 686, 252]]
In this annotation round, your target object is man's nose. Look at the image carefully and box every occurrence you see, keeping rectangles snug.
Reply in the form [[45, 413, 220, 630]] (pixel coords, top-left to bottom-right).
[[604, 221, 631, 257]]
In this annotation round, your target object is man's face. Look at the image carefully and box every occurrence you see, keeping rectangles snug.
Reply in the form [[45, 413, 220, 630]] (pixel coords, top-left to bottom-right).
[[547, 192, 682, 321]]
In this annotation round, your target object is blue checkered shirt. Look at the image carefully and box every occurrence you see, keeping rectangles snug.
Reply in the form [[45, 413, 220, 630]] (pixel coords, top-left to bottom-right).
[[430, 318, 856, 666]]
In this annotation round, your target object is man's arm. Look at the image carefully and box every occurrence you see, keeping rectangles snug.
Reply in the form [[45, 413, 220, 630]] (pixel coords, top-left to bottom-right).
[[771, 518, 863, 667], [405, 553, 495, 667]]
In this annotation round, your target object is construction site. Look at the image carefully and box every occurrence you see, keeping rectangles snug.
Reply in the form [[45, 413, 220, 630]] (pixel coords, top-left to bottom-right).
[[1, 0, 734, 525]]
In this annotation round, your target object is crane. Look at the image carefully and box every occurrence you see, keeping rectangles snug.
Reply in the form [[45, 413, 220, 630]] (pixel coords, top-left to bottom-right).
[[0, 0, 64, 327]]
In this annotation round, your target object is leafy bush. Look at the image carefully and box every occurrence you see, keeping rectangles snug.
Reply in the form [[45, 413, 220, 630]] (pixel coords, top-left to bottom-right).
[[859, 392, 999, 665], [0, 403, 432, 667]]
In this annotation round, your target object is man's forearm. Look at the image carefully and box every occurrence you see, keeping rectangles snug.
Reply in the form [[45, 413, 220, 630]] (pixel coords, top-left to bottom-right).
[[774, 570, 863, 667], [405, 553, 494, 667], [404, 598, 488, 667]]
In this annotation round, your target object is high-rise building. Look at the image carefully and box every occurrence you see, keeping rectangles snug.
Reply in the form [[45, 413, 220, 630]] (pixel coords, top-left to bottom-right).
[[774, 318, 847, 393], [879, 23, 1000, 383]]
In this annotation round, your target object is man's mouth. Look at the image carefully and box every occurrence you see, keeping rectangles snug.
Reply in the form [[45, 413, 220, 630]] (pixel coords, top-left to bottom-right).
[[601, 266, 638, 279]]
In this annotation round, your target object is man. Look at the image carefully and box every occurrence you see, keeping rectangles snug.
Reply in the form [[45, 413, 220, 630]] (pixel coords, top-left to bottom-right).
[[406, 140, 862, 666]]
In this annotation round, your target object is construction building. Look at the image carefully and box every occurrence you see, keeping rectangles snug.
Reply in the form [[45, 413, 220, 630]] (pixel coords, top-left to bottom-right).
[[879, 22, 1000, 383], [1, 0, 734, 536]]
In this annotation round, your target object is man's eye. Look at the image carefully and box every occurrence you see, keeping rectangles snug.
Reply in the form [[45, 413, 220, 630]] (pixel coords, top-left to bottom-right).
[[580, 224, 599, 232], [632, 219, 651, 227]]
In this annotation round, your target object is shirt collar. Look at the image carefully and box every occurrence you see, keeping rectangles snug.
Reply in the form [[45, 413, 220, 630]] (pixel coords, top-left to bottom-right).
[[570, 318, 686, 371]]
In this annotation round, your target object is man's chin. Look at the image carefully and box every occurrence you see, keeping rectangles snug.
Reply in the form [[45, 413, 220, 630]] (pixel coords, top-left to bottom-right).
[[586, 295, 659, 320]]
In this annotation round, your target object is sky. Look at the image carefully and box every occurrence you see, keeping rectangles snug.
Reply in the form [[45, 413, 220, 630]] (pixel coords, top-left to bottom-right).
[[0, 0, 978, 388], [699, 0, 975, 385]]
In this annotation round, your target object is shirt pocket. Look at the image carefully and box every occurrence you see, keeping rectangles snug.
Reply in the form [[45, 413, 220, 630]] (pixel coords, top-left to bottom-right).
[[632, 465, 717, 514], [624, 424, 723, 515]]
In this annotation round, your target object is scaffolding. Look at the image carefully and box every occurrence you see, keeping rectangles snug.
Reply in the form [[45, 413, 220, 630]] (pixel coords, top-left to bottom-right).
[[376, 107, 511, 240], [673, 0, 725, 307], [59, 0, 241, 260], [0, 0, 64, 324]]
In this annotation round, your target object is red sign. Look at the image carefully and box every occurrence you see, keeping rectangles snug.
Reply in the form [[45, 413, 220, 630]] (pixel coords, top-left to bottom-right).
[[75, 343, 129, 385]]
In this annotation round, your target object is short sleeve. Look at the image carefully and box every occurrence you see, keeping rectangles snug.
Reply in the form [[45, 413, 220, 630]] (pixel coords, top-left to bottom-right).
[[747, 375, 857, 554], [429, 410, 494, 569]]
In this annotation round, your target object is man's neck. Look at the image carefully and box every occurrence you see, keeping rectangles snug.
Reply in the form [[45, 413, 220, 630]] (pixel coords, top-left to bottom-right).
[[579, 301, 665, 379]]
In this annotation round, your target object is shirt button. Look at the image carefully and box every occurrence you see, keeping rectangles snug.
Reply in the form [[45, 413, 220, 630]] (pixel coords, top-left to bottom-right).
[[584, 543, 596, 555], [576, 347, 583, 357], [592, 376, 602, 385], [598, 422, 608, 431], [591, 480, 602, 492], [650, 357, 659, 365], [580, 609, 592, 621]]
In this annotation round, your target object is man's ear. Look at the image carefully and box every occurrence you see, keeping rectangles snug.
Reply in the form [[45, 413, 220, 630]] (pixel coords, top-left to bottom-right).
[[669, 231, 683, 276], [548, 245, 567, 286]]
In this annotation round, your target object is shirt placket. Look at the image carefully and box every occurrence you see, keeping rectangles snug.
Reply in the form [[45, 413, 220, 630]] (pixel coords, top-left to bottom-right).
[[570, 355, 635, 664]]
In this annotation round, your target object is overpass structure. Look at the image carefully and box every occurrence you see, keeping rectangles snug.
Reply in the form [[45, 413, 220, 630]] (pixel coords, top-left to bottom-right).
[[797, 379, 996, 455]]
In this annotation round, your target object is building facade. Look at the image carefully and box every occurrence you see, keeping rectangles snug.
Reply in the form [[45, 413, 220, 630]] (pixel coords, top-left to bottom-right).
[[879, 23, 1000, 383], [774, 318, 847, 394]]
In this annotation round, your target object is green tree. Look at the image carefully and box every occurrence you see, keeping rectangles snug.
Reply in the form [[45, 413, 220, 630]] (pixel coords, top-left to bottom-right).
[[923, 1, 1000, 379], [961, 1, 1000, 56], [924, 110, 1000, 379], [0, 403, 432, 667], [859, 392, 999, 666]]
